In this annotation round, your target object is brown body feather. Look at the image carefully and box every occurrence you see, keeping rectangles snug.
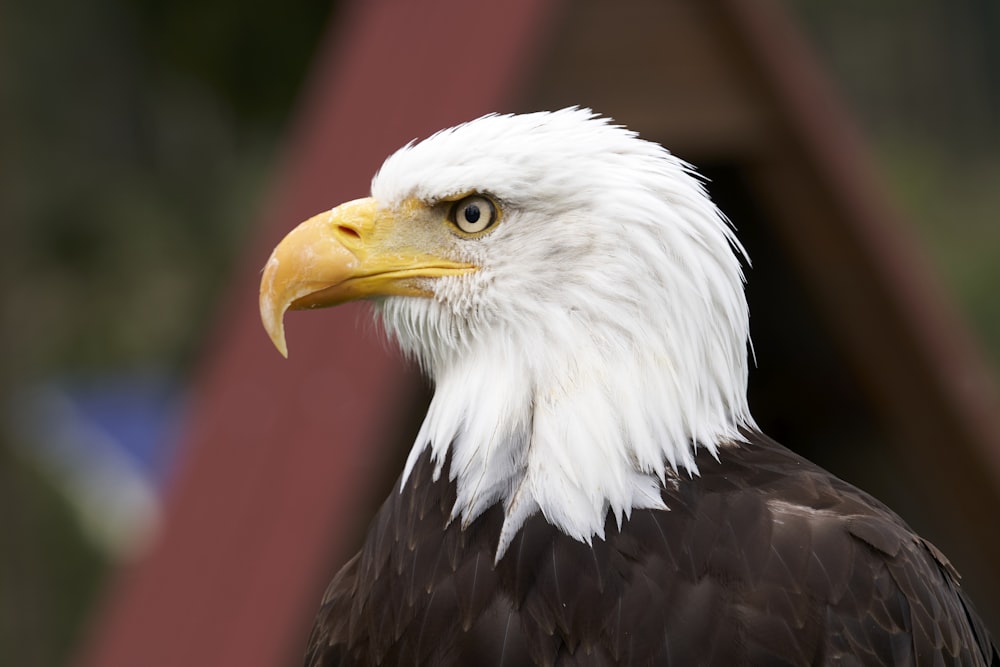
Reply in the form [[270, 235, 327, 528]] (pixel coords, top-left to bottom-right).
[[305, 430, 998, 666]]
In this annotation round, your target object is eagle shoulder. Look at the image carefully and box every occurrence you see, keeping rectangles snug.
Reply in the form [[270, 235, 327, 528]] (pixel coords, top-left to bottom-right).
[[305, 432, 998, 666]]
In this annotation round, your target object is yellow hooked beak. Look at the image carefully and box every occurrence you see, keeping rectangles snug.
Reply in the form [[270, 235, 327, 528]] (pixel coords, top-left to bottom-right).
[[259, 197, 475, 357]]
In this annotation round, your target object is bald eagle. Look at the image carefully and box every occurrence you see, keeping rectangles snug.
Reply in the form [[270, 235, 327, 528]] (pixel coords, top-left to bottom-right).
[[260, 109, 998, 666]]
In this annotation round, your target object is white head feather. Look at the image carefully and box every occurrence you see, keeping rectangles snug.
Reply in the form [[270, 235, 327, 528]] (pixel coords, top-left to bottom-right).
[[371, 108, 754, 559]]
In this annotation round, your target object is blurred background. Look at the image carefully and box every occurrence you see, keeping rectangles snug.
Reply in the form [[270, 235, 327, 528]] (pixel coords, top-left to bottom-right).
[[1, 0, 332, 663], [1, 0, 998, 665]]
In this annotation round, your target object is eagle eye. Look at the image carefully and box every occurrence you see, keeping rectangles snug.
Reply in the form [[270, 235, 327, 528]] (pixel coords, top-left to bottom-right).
[[449, 195, 497, 235]]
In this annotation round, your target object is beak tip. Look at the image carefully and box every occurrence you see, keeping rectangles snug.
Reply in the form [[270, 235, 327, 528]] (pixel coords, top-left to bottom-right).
[[272, 332, 289, 359], [259, 280, 291, 359], [262, 315, 290, 359]]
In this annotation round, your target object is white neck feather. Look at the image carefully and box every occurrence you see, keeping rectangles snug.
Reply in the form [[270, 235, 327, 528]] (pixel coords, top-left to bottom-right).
[[382, 246, 754, 560], [372, 108, 756, 560]]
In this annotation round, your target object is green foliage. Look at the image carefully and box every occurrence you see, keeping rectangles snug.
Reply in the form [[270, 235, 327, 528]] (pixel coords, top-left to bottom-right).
[[0, 0, 997, 663], [0, 0, 333, 376], [0, 0, 333, 663], [789, 0, 1000, 368], [0, 441, 107, 667]]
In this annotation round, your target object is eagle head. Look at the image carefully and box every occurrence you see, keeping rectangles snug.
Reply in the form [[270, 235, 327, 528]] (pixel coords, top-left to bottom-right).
[[260, 108, 754, 557]]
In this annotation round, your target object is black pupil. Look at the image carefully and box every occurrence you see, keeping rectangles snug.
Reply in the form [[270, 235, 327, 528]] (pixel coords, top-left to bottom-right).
[[464, 204, 481, 224]]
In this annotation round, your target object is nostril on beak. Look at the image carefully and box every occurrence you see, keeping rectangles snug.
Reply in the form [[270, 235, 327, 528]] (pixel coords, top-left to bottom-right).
[[337, 225, 361, 241]]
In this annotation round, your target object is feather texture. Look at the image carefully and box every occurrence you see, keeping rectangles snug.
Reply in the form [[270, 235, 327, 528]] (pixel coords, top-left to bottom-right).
[[306, 431, 998, 666], [293, 110, 997, 665], [374, 109, 754, 555]]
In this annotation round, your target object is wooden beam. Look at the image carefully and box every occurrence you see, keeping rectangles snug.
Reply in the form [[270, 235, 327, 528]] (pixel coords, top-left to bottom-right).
[[74, 1, 565, 666], [712, 0, 1000, 605], [525, 0, 771, 159]]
